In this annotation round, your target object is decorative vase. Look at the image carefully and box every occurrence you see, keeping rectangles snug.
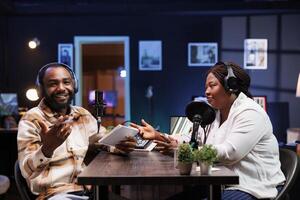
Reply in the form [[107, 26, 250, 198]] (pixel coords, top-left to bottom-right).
[[177, 162, 193, 175], [200, 162, 212, 175]]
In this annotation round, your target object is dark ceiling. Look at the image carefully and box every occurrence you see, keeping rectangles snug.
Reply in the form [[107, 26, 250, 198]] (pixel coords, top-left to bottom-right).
[[0, 0, 299, 16]]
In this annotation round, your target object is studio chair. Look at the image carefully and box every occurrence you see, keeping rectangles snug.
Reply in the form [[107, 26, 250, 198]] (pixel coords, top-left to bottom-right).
[[14, 161, 37, 200], [0, 175, 10, 200], [275, 148, 300, 200]]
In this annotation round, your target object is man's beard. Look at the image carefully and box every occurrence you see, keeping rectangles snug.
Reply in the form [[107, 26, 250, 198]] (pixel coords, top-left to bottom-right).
[[44, 90, 74, 112]]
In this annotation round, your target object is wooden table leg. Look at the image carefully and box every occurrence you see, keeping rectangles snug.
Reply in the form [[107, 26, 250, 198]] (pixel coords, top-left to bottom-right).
[[209, 185, 221, 200], [93, 186, 99, 200], [93, 185, 108, 200], [112, 185, 121, 195]]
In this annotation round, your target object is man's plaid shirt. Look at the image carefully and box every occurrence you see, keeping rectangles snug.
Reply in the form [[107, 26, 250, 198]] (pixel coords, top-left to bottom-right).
[[17, 99, 105, 199]]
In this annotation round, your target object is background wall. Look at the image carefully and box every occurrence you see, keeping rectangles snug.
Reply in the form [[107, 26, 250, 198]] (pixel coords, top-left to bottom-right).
[[0, 14, 220, 132], [222, 14, 300, 135], [0, 7, 299, 134]]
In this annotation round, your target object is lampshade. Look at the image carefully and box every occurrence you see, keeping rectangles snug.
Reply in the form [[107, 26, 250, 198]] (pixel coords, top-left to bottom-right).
[[297, 73, 300, 97]]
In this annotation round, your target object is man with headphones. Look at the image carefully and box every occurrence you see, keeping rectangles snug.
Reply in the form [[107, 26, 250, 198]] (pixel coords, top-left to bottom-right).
[[17, 62, 136, 200], [132, 61, 285, 200]]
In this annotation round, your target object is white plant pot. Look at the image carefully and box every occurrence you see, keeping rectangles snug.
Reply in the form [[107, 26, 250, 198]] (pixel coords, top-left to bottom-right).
[[177, 162, 193, 175], [200, 162, 212, 175]]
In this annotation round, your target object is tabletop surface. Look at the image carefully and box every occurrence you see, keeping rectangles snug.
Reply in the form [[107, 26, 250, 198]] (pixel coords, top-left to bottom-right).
[[78, 151, 239, 186]]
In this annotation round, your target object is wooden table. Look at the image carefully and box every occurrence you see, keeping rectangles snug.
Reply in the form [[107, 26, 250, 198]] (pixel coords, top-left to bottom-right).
[[78, 151, 239, 200]]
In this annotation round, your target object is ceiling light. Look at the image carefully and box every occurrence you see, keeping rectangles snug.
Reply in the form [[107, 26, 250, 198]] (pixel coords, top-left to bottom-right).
[[26, 88, 39, 101], [28, 38, 40, 49], [118, 66, 126, 78], [120, 69, 127, 78]]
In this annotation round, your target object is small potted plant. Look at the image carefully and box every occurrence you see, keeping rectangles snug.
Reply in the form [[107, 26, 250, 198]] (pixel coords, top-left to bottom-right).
[[177, 143, 194, 175], [193, 144, 218, 175]]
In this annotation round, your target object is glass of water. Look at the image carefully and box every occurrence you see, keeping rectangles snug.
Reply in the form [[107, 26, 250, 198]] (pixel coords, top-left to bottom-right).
[[173, 147, 179, 168]]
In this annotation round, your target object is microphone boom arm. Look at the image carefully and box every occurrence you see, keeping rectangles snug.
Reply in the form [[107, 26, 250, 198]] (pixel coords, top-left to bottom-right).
[[189, 114, 202, 150], [95, 91, 106, 134], [185, 101, 216, 149]]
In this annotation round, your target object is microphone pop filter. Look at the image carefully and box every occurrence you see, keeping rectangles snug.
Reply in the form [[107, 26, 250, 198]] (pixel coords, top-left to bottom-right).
[[185, 101, 216, 127]]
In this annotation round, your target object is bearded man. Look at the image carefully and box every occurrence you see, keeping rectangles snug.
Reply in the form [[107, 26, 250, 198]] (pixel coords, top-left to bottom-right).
[[17, 63, 135, 200]]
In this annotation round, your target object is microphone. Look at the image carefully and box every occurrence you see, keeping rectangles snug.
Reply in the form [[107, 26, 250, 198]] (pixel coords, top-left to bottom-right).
[[185, 101, 216, 149], [94, 91, 106, 133], [185, 101, 216, 127]]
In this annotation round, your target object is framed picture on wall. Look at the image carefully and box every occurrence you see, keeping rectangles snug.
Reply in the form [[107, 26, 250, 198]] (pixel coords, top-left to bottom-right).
[[244, 39, 268, 70], [253, 96, 267, 111], [188, 42, 218, 67], [58, 43, 73, 69], [139, 41, 162, 71]]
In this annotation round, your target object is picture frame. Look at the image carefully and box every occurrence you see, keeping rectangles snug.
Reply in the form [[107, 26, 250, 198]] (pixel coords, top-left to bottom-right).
[[139, 41, 162, 71], [244, 39, 268, 70], [188, 42, 218, 67], [58, 43, 73, 69], [253, 96, 267, 111]]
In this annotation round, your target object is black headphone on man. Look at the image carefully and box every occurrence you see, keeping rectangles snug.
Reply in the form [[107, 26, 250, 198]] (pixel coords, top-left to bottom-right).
[[223, 62, 239, 93], [36, 62, 78, 95]]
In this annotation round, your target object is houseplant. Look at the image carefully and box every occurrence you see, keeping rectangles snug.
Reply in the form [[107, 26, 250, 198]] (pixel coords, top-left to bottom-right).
[[193, 144, 218, 175], [177, 143, 194, 175]]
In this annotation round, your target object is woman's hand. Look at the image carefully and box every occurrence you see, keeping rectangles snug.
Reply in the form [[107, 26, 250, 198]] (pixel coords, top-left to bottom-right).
[[154, 136, 178, 156], [115, 136, 137, 154], [130, 119, 157, 140]]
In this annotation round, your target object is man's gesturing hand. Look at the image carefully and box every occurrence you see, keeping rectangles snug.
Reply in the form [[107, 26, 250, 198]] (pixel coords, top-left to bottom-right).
[[38, 116, 72, 158]]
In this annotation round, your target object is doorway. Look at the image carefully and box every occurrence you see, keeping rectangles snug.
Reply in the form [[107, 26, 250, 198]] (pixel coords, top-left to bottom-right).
[[74, 36, 130, 126]]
